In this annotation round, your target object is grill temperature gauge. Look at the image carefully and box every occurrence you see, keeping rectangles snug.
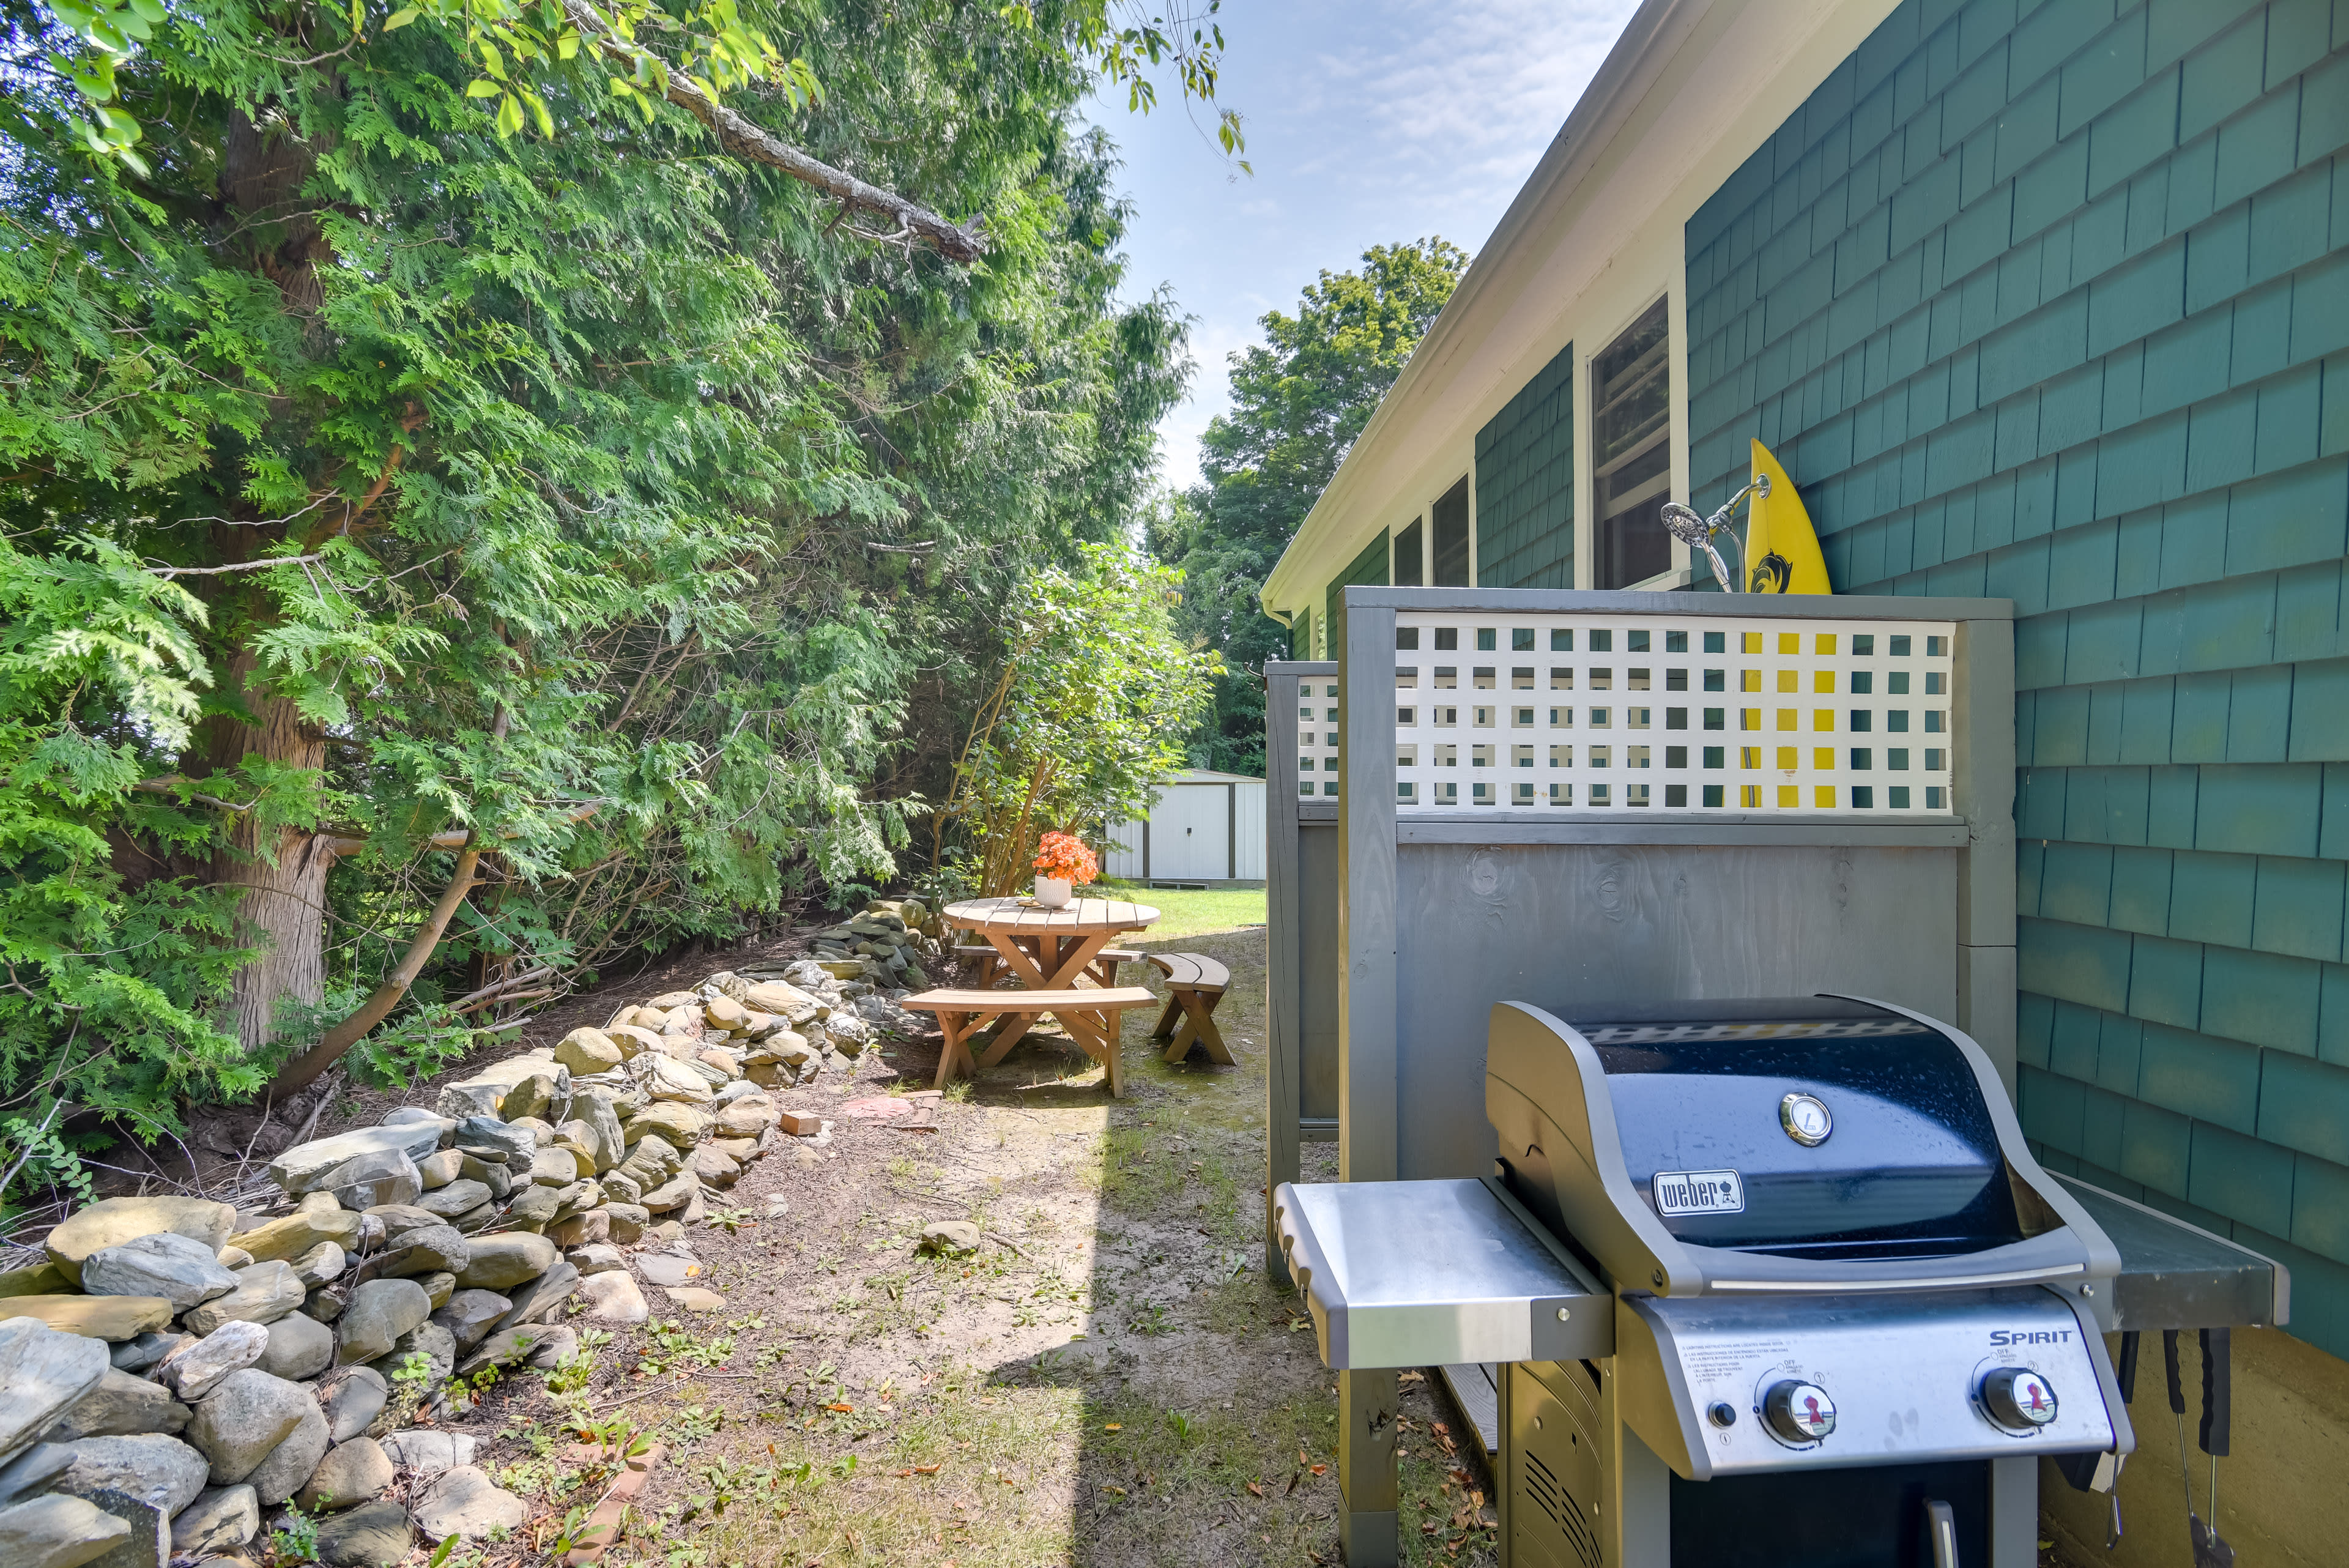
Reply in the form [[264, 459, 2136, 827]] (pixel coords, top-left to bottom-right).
[[1981, 1368, 2058, 1432], [1762, 1380, 1836, 1443]]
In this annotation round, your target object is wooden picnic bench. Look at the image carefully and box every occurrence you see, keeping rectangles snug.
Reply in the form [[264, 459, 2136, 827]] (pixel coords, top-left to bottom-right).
[[953, 943, 1145, 987], [902, 986, 1159, 1096], [1146, 952, 1234, 1065]]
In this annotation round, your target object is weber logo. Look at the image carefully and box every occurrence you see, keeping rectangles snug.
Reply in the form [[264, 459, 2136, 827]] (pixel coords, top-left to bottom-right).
[[1653, 1169, 1745, 1216], [1989, 1329, 2074, 1347]]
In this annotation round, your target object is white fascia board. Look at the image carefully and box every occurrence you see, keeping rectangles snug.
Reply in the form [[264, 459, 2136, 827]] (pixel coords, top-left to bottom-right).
[[1260, 0, 1902, 615]]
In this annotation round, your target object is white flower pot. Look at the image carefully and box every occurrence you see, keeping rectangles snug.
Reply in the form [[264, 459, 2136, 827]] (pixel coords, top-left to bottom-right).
[[1034, 875, 1073, 908]]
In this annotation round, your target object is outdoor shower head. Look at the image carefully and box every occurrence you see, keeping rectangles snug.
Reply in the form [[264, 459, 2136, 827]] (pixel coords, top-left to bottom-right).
[[1654, 474, 1772, 590]]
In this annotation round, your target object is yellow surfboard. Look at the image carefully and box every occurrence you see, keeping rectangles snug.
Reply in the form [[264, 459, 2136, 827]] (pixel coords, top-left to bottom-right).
[[1742, 439, 1831, 595]]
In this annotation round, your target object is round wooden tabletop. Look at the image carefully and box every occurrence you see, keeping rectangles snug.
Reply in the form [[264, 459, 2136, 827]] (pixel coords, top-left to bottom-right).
[[941, 894, 1161, 934]]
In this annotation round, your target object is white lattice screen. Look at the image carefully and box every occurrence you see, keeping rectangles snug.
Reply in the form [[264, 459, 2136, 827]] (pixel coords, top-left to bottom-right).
[[1294, 678, 1343, 799], [1387, 611, 1958, 814]]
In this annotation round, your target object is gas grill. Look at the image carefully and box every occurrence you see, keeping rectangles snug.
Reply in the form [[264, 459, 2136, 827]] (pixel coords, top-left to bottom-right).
[[1276, 995, 2142, 1568]]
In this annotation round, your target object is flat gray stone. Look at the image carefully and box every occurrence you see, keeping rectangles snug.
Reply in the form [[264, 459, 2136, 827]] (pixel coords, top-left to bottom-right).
[[415, 1181, 491, 1220], [292, 1240, 347, 1288], [184, 1370, 311, 1484], [0, 1492, 130, 1568], [454, 1323, 555, 1377], [73, 1485, 165, 1568], [0, 1317, 110, 1465], [240, 1397, 328, 1506], [498, 1184, 558, 1231], [180, 1262, 306, 1336], [170, 1485, 258, 1556], [452, 1116, 538, 1167], [267, 1125, 445, 1196], [414, 1149, 464, 1189], [494, 1261, 579, 1332], [363, 1205, 441, 1243], [428, 1290, 509, 1354], [352, 1224, 469, 1283], [406, 1465, 526, 1540], [335, 1279, 430, 1366], [42, 1368, 188, 1441], [254, 1312, 334, 1381], [296, 1437, 392, 1513], [572, 1091, 626, 1173], [451, 1232, 556, 1291], [635, 1252, 703, 1288], [313, 1367, 388, 1444], [158, 1321, 269, 1403], [312, 1498, 412, 1567], [103, 1333, 180, 1375], [0, 1442, 73, 1509], [379, 1429, 473, 1474], [52, 1433, 210, 1516], [323, 1150, 422, 1212], [76, 1233, 237, 1310]]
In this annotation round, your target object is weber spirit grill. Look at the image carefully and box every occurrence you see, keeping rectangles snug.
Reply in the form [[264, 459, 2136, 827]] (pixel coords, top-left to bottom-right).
[[1276, 995, 2140, 1568]]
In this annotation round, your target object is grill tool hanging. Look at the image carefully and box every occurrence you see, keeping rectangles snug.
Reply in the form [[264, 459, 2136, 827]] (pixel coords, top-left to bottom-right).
[[2165, 1328, 2237, 1568]]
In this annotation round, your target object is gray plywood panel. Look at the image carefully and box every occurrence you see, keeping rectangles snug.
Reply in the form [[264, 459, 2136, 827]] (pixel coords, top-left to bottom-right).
[[1389, 842, 1960, 1180], [1299, 822, 1343, 1123]]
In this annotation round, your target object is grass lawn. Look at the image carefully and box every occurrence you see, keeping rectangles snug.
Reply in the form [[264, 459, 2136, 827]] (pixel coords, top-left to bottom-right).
[[1092, 880, 1266, 943]]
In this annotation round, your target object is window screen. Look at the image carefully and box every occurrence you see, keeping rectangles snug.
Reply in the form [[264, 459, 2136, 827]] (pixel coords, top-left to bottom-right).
[[1591, 299, 1672, 589], [1393, 518, 1425, 587], [1431, 477, 1471, 587]]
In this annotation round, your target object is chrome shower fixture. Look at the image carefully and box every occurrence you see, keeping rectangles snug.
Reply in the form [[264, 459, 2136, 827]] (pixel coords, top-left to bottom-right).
[[1659, 472, 1770, 590]]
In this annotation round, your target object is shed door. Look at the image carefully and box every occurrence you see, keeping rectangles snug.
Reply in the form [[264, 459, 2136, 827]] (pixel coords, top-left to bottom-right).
[[1149, 785, 1230, 880]]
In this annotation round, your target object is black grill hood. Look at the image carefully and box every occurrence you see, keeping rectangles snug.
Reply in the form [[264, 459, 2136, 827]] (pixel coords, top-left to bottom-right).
[[1486, 995, 2122, 1314]]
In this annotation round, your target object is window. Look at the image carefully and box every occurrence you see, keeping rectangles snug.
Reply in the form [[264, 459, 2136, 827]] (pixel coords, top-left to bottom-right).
[[1394, 518, 1425, 587], [1432, 477, 1471, 586], [1590, 298, 1672, 588]]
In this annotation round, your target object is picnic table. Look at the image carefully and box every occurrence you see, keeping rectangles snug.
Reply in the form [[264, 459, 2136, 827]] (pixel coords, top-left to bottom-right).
[[931, 894, 1162, 1090]]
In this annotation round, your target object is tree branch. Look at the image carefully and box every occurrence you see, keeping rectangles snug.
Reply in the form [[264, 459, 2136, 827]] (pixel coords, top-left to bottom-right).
[[562, 0, 987, 265], [265, 845, 482, 1097]]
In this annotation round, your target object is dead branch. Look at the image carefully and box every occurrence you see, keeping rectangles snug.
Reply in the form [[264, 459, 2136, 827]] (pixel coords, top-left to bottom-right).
[[563, 0, 986, 264]]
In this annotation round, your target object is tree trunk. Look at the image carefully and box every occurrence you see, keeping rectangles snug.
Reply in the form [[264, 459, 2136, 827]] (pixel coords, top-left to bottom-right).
[[195, 90, 344, 1053], [197, 653, 332, 1053]]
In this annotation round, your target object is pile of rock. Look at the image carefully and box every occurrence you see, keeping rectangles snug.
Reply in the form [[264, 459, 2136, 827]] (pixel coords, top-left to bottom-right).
[[0, 924, 940, 1568], [801, 897, 940, 989]]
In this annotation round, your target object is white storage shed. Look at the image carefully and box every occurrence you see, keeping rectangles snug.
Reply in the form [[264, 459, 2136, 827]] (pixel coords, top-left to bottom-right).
[[1102, 769, 1266, 885]]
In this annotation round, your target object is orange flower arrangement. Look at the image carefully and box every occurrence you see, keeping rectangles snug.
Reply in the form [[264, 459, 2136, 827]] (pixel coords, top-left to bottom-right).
[[1032, 831, 1099, 885]]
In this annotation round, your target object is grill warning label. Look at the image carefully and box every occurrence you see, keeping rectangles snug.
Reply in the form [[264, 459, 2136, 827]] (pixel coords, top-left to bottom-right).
[[1653, 1169, 1746, 1216]]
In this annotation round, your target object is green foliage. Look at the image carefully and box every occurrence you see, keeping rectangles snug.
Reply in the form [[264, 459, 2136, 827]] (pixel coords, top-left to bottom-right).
[[1151, 239, 1468, 773], [935, 542, 1216, 894], [269, 1501, 321, 1564], [1, 0, 1199, 1167]]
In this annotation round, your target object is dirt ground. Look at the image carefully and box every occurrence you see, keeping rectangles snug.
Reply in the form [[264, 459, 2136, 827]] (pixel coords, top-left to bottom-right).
[[282, 916, 1499, 1568]]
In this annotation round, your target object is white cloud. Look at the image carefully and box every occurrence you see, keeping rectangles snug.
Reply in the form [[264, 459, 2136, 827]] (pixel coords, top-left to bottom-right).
[[1102, 0, 1642, 490]]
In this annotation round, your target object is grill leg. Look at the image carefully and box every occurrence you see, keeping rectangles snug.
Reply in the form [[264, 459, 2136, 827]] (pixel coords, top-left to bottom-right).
[[1338, 1368, 1399, 1566], [1990, 1454, 2036, 1567]]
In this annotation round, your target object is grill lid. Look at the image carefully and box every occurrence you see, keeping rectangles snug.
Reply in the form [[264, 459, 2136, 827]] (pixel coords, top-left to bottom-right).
[[1581, 1011, 2024, 1260], [1486, 995, 2123, 1307]]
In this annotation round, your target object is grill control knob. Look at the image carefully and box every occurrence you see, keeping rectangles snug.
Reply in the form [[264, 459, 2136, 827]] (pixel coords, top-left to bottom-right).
[[1981, 1368, 2058, 1432], [1762, 1380, 1836, 1443]]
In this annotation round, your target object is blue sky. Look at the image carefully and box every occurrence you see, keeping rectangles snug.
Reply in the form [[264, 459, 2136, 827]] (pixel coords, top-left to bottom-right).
[[1089, 0, 1644, 488]]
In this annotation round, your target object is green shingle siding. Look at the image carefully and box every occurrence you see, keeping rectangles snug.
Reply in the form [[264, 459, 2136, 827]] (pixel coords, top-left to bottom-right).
[[1325, 535, 1390, 666], [1688, 0, 2349, 1358], [1474, 343, 1576, 589]]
